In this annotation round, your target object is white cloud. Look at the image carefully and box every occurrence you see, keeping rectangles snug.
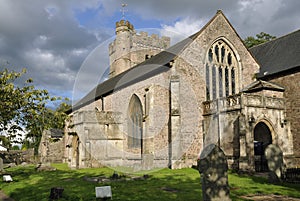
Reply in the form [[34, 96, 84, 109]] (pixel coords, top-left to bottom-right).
[[45, 6, 58, 19], [161, 17, 206, 44], [25, 48, 64, 70], [71, 48, 89, 56]]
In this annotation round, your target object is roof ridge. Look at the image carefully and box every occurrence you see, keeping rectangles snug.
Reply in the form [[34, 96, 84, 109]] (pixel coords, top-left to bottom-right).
[[242, 80, 285, 93], [250, 29, 300, 50]]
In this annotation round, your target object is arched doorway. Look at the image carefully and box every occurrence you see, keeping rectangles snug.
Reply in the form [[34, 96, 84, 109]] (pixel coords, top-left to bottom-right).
[[254, 122, 272, 172]]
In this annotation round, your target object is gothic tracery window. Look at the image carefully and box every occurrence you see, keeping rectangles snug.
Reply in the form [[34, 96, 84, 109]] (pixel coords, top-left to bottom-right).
[[205, 40, 239, 100]]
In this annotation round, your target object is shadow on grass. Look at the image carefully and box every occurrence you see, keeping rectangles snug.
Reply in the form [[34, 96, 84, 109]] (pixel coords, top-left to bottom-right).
[[229, 171, 300, 200], [1, 165, 203, 201], [1, 165, 113, 201], [2, 165, 300, 201]]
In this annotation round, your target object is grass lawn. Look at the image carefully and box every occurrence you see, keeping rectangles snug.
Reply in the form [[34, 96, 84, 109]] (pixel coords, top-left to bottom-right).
[[0, 163, 299, 200]]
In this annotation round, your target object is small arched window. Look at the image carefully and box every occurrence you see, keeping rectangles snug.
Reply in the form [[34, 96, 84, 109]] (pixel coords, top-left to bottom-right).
[[127, 95, 143, 148], [205, 40, 239, 100]]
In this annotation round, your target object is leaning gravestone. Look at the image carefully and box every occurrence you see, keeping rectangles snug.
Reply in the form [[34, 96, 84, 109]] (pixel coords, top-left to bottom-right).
[[198, 144, 231, 201], [265, 144, 283, 183]]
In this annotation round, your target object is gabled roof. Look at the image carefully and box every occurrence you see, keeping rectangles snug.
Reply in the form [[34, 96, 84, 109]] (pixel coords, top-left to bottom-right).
[[242, 80, 285, 93], [250, 29, 300, 78]]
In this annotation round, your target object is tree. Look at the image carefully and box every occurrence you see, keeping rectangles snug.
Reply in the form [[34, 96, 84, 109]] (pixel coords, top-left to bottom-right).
[[0, 68, 70, 150], [24, 102, 71, 152], [244, 32, 276, 48]]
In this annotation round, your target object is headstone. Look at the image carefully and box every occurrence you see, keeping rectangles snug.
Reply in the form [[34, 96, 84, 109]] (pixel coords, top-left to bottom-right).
[[95, 186, 112, 199], [36, 163, 56, 172], [197, 144, 231, 201], [49, 187, 64, 200], [0, 158, 4, 172], [3, 175, 13, 182], [111, 172, 119, 180], [265, 144, 283, 183]]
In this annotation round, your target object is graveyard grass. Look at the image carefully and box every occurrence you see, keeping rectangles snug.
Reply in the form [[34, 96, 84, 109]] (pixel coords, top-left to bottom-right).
[[0, 164, 300, 201]]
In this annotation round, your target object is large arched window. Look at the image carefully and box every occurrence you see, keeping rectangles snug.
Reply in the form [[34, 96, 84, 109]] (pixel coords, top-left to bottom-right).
[[205, 40, 239, 100], [127, 95, 143, 149]]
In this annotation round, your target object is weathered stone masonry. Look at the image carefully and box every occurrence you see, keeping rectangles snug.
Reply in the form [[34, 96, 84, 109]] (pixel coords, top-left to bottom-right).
[[63, 10, 298, 171], [265, 71, 300, 165]]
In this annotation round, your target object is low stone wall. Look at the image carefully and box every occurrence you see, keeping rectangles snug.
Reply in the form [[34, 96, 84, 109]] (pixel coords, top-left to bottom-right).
[[0, 149, 35, 164]]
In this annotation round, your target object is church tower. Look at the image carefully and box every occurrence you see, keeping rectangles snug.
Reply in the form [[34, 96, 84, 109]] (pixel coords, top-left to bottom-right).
[[109, 20, 134, 77], [108, 19, 170, 78]]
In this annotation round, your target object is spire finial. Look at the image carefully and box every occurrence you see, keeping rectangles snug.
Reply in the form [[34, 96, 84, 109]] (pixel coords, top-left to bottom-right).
[[121, 3, 128, 19]]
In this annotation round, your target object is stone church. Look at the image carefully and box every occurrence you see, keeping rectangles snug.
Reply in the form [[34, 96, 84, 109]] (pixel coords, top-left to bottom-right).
[[63, 10, 299, 172]]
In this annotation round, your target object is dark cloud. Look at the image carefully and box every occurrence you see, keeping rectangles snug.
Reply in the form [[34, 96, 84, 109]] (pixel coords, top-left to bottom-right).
[[0, 0, 106, 95], [112, 0, 239, 21], [108, 0, 300, 37], [0, 0, 299, 102]]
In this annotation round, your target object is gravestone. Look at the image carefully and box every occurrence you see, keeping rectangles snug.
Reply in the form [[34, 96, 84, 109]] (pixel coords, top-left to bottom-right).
[[49, 187, 64, 200], [0, 158, 4, 172], [265, 144, 283, 183], [95, 186, 112, 200], [3, 175, 13, 182], [197, 144, 231, 201]]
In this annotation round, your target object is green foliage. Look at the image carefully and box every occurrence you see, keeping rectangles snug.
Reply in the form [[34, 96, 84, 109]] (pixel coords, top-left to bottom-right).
[[0, 165, 300, 201], [244, 32, 276, 48], [0, 68, 70, 149], [11, 145, 20, 150], [0, 135, 11, 147]]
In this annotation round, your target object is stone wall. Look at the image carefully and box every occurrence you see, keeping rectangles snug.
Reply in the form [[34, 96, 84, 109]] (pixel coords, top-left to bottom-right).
[[267, 71, 300, 166], [39, 129, 64, 163], [104, 70, 171, 169], [0, 149, 35, 164]]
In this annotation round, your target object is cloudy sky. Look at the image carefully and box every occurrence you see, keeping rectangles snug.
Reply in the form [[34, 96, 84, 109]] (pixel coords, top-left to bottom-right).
[[1, 0, 300, 104]]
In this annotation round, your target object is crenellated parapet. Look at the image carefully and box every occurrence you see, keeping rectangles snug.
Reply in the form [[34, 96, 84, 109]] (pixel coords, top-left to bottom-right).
[[109, 29, 170, 56], [109, 19, 170, 77], [115, 20, 134, 34], [132, 32, 170, 50]]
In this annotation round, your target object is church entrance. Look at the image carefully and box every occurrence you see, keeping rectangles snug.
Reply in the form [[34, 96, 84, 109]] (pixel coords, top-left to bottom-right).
[[254, 122, 272, 172]]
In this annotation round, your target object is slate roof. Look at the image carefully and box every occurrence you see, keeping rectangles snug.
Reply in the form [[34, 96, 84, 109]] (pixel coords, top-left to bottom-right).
[[242, 80, 285, 93], [250, 29, 300, 78], [68, 30, 200, 113]]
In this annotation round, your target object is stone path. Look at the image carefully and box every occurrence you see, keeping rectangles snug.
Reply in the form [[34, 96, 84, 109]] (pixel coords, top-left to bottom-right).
[[0, 191, 15, 201]]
